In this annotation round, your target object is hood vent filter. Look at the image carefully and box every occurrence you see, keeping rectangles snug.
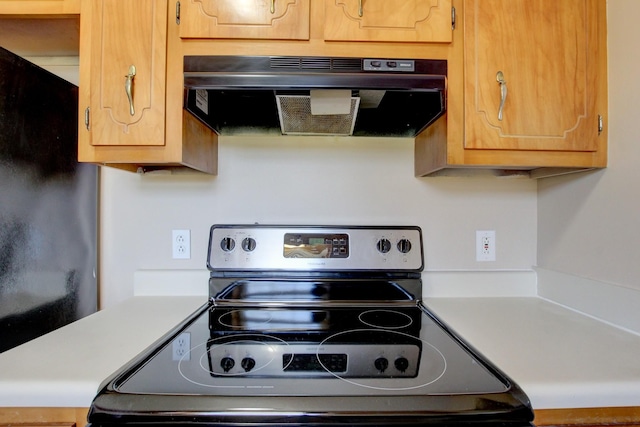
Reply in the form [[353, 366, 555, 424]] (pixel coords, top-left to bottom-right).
[[276, 91, 361, 136]]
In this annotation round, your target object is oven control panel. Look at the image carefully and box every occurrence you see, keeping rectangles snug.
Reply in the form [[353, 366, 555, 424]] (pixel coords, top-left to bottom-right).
[[283, 233, 350, 259], [208, 225, 423, 271]]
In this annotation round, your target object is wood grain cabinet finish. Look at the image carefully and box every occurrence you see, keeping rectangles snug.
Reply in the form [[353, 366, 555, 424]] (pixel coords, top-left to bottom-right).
[[9, 0, 605, 175], [0, 407, 88, 427], [534, 407, 640, 427], [178, 0, 310, 40], [77, 0, 217, 173], [324, 0, 453, 43], [0, 0, 79, 14], [464, 0, 601, 152], [84, 0, 167, 148], [415, 0, 607, 177]]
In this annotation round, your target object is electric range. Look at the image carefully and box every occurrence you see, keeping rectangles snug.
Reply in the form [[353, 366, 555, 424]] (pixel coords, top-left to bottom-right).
[[87, 225, 534, 426]]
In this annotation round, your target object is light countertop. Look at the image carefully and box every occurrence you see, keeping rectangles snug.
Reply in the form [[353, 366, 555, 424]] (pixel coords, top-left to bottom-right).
[[424, 297, 640, 409], [0, 296, 205, 407], [1, 295, 640, 410]]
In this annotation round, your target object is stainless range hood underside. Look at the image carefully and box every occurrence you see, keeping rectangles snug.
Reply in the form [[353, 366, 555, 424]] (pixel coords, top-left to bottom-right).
[[184, 56, 447, 138], [185, 88, 444, 137]]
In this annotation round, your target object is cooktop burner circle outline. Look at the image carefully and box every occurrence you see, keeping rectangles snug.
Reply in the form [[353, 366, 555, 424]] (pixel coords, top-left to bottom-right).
[[358, 309, 414, 329], [317, 328, 447, 391], [177, 333, 292, 388], [176, 341, 244, 389], [208, 339, 281, 377]]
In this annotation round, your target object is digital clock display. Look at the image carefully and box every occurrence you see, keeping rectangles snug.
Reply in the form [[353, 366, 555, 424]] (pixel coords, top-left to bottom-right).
[[308, 237, 326, 245], [283, 233, 349, 259]]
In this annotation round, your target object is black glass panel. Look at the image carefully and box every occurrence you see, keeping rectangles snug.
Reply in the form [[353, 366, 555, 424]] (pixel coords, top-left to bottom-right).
[[217, 280, 412, 302]]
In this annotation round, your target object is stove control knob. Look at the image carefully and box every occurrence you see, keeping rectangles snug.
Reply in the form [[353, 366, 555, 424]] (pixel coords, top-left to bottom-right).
[[394, 357, 409, 373], [220, 356, 235, 372], [397, 239, 412, 254], [220, 237, 236, 252], [241, 237, 257, 252], [376, 238, 391, 254], [241, 357, 256, 372], [374, 357, 389, 373]]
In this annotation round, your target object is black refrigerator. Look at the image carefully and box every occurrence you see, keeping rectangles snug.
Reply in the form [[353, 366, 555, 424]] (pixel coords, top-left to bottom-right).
[[0, 46, 98, 353]]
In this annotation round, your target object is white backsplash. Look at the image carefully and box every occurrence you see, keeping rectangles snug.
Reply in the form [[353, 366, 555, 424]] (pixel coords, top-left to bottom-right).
[[132, 269, 537, 299], [101, 136, 538, 308], [537, 268, 640, 336]]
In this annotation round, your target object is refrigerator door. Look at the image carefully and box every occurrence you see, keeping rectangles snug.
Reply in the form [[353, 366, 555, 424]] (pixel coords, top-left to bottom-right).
[[0, 46, 98, 353]]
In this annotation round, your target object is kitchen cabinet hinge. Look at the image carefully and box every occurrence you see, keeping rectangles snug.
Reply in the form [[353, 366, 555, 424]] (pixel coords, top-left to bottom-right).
[[451, 6, 456, 30], [84, 107, 90, 130], [598, 114, 603, 135], [176, 1, 181, 25]]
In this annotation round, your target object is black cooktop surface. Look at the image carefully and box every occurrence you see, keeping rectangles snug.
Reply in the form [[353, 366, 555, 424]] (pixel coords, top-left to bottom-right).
[[90, 280, 533, 426], [115, 283, 507, 397]]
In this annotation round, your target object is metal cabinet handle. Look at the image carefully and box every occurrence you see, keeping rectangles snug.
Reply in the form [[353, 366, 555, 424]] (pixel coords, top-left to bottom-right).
[[125, 65, 136, 116], [270, 0, 275, 13], [358, 0, 363, 17], [598, 114, 604, 135], [496, 71, 507, 121]]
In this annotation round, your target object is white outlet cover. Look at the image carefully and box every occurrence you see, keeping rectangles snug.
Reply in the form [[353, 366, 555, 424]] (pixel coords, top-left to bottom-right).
[[476, 230, 496, 262], [172, 229, 191, 259], [172, 332, 191, 361]]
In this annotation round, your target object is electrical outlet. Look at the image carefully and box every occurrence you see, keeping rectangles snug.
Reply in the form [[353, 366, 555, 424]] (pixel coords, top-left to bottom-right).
[[172, 332, 191, 361], [172, 229, 191, 259], [476, 230, 496, 262]]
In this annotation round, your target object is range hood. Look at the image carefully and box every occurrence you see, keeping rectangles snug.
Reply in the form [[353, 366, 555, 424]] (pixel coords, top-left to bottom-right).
[[184, 56, 446, 138]]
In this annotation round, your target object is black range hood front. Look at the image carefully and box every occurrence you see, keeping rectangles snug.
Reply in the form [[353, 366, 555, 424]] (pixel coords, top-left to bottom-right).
[[183, 55, 447, 138]]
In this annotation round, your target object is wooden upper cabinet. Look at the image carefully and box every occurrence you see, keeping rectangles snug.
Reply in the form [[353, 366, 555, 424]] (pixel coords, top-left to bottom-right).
[[85, 0, 167, 147], [178, 0, 310, 40], [324, 0, 453, 43], [464, 0, 601, 152], [0, 0, 80, 14]]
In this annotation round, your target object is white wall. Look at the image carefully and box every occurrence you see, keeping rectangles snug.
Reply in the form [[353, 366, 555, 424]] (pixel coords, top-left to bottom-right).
[[537, 0, 640, 289], [100, 136, 537, 307]]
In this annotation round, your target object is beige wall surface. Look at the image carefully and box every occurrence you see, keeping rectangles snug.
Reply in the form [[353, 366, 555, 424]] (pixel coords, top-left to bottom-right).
[[537, 0, 640, 289], [100, 137, 537, 308]]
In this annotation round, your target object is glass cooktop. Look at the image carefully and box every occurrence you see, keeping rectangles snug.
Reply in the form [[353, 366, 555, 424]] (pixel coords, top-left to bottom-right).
[[115, 301, 509, 397]]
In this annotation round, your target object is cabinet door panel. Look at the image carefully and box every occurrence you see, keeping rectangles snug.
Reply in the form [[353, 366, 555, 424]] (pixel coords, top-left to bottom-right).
[[464, 0, 599, 151], [179, 0, 310, 40], [89, 0, 166, 146], [324, 0, 452, 43]]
